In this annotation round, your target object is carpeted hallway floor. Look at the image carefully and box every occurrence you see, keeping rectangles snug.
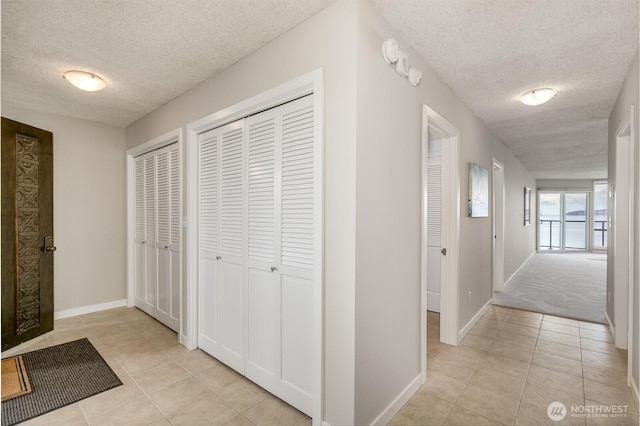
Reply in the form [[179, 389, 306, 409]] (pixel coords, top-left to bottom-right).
[[493, 253, 607, 324]]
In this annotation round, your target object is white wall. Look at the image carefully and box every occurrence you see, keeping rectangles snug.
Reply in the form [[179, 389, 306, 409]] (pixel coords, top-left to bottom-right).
[[125, 2, 359, 424], [125, 1, 539, 422], [1, 106, 126, 313], [536, 179, 594, 190], [353, 2, 536, 423], [607, 50, 639, 396], [501, 149, 536, 281]]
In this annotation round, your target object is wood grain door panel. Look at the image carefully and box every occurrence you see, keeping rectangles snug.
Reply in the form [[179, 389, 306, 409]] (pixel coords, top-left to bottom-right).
[[2, 117, 54, 351]]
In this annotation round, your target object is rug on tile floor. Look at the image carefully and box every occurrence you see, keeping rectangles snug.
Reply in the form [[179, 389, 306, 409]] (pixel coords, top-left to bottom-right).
[[1, 356, 32, 402], [1, 338, 122, 426]]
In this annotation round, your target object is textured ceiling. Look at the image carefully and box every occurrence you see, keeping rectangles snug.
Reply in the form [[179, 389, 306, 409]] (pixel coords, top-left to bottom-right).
[[373, 0, 639, 179], [1, 0, 334, 127], [2, 1, 638, 179]]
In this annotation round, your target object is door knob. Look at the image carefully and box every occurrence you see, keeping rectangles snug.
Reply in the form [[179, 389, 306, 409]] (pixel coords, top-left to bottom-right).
[[216, 256, 221, 260], [441, 248, 447, 255], [271, 266, 278, 272]]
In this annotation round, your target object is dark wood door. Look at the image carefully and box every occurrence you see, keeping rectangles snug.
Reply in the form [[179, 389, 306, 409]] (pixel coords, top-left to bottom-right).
[[2, 118, 54, 351]]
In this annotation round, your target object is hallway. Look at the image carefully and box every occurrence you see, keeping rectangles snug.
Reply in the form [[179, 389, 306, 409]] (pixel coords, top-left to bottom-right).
[[391, 307, 638, 425], [493, 253, 607, 324]]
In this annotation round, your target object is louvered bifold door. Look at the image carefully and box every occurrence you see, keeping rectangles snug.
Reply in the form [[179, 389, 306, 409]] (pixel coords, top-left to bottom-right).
[[137, 152, 157, 316], [154, 144, 180, 332], [426, 137, 442, 313], [244, 107, 279, 391], [198, 120, 245, 373], [276, 94, 315, 414], [167, 144, 180, 331], [134, 156, 147, 309]]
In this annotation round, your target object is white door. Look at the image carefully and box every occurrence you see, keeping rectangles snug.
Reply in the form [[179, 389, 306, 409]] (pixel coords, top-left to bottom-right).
[[492, 160, 505, 292], [197, 95, 315, 415], [134, 152, 157, 317], [134, 145, 180, 331], [198, 120, 246, 373], [426, 132, 442, 313], [244, 95, 315, 414], [155, 144, 180, 331]]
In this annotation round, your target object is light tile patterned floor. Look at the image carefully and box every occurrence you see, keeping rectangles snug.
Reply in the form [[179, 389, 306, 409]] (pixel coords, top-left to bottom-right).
[[390, 306, 640, 426], [2, 307, 310, 426], [2, 306, 638, 425]]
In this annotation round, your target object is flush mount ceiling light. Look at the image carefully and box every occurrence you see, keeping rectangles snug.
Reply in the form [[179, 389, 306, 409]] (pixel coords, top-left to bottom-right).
[[519, 88, 556, 106], [62, 70, 106, 92]]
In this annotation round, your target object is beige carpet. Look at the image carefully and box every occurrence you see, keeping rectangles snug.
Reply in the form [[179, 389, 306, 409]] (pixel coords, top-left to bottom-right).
[[493, 252, 607, 324]]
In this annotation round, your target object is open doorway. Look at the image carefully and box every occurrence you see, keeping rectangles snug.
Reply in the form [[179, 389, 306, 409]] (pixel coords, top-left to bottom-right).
[[492, 159, 505, 293], [421, 105, 460, 372]]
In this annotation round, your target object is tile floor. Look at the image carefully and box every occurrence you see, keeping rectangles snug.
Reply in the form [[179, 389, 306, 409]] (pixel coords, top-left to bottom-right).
[[3, 307, 310, 426], [390, 306, 639, 426], [2, 305, 639, 425]]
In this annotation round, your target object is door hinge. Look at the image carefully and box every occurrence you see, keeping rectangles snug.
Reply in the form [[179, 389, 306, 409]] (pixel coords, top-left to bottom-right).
[[441, 248, 447, 255]]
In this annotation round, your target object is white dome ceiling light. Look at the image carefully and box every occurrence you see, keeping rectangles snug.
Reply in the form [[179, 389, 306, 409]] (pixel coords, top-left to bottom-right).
[[62, 70, 106, 92], [519, 88, 557, 106]]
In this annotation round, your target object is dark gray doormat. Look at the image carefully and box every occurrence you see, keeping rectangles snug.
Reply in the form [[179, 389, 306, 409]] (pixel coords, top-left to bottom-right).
[[1, 338, 122, 426]]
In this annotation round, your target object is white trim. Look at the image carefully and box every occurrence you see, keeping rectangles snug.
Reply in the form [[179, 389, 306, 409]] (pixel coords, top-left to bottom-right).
[[492, 158, 505, 292], [54, 299, 127, 320], [369, 373, 422, 426], [187, 69, 324, 425], [458, 298, 493, 341], [422, 105, 460, 348], [613, 108, 634, 350], [605, 310, 615, 338], [630, 374, 639, 410], [125, 128, 183, 332], [503, 251, 536, 288]]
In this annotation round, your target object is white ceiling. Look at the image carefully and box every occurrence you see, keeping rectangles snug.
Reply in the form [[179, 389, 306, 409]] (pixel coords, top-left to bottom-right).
[[373, 0, 639, 179], [2, 0, 638, 179]]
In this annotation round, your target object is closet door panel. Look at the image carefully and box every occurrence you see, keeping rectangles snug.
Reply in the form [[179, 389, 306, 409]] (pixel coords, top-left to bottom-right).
[[155, 149, 171, 325], [220, 261, 244, 372], [280, 97, 314, 271], [198, 129, 221, 350], [142, 154, 157, 316], [134, 157, 146, 304], [168, 145, 181, 329], [198, 255, 219, 351], [246, 268, 277, 377], [281, 274, 313, 409], [245, 108, 279, 385]]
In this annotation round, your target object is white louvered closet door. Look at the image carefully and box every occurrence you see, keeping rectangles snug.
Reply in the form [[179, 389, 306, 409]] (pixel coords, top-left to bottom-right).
[[198, 120, 246, 373], [426, 135, 442, 313], [134, 144, 180, 331], [140, 152, 158, 316], [196, 95, 315, 416], [134, 156, 147, 309], [276, 95, 315, 413], [155, 144, 180, 332], [244, 94, 315, 414]]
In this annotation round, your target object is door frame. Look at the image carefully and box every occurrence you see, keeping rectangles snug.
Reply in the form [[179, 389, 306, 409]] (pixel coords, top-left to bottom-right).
[[612, 106, 634, 355], [125, 128, 183, 328], [186, 69, 324, 425], [492, 158, 505, 292], [421, 105, 460, 378]]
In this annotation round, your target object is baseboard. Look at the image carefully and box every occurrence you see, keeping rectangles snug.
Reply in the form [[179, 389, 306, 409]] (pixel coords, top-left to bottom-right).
[[631, 374, 639, 411], [370, 373, 422, 425], [458, 298, 493, 342], [54, 299, 127, 320], [504, 251, 536, 288], [605, 310, 615, 339]]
